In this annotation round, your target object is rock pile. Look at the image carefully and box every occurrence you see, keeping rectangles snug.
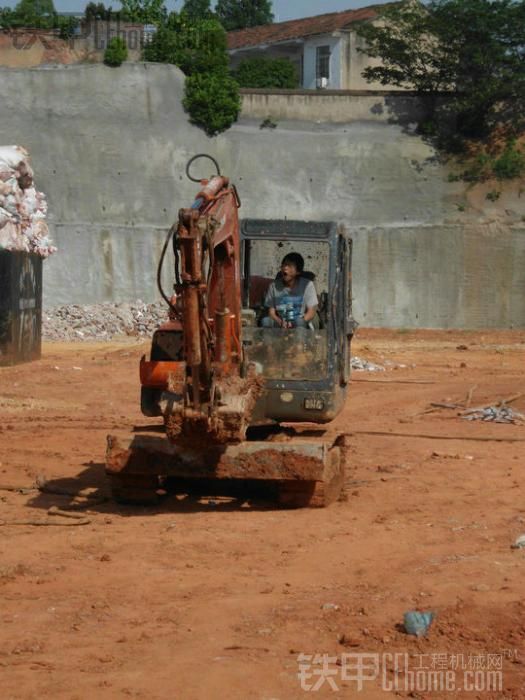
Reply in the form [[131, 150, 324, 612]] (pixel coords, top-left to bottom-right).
[[43, 300, 171, 341]]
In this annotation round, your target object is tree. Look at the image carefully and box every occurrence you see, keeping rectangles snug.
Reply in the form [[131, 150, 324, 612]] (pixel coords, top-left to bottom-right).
[[235, 57, 298, 88], [144, 15, 228, 75], [184, 71, 241, 135], [84, 2, 113, 21], [215, 0, 273, 31], [13, 0, 56, 26], [356, 0, 525, 143], [119, 0, 166, 25], [144, 13, 240, 135], [181, 0, 212, 20], [104, 35, 128, 65]]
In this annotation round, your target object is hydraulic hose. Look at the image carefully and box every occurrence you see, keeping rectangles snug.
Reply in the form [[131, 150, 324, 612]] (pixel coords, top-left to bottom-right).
[[157, 223, 180, 318]]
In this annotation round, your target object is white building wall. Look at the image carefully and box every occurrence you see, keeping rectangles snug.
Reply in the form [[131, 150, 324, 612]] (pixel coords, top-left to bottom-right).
[[302, 34, 342, 89]]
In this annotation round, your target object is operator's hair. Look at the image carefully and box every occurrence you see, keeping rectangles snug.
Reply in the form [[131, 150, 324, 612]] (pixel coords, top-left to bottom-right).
[[281, 252, 304, 273]]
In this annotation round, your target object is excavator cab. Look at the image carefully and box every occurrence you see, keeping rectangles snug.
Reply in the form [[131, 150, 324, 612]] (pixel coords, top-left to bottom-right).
[[241, 219, 354, 426]]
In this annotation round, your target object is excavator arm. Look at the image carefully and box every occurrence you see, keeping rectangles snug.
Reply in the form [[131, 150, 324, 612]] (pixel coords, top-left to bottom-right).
[[141, 158, 261, 445]]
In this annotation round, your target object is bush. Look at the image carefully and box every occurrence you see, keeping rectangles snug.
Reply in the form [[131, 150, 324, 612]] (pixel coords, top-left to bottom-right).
[[235, 57, 298, 89], [492, 141, 525, 180], [183, 71, 240, 136], [145, 14, 239, 135], [104, 37, 128, 66]]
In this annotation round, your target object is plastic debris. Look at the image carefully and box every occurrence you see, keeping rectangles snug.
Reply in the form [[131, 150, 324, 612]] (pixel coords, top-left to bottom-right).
[[511, 534, 525, 550], [403, 610, 434, 636], [0, 145, 54, 258], [351, 356, 385, 372], [463, 406, 525, 424]]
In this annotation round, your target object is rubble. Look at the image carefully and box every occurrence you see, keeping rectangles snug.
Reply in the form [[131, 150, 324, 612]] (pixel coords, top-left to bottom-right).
[[463, 406, 525, 424], [351, 356, 385, 372], [42, 300, 171, 341], [0, 145, 54, 258], [511, 534, 525, 550]]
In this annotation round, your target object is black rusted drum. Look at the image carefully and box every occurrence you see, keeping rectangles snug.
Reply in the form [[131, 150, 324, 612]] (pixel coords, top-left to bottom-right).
[[0, 250, 42, 366]]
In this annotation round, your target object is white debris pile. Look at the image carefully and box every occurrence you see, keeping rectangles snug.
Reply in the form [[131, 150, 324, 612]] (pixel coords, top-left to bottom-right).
[[463, 406, 525, 424], [0, 145, 55, 258], [43, 300, 171, 341], [351, 356, 385, 372]]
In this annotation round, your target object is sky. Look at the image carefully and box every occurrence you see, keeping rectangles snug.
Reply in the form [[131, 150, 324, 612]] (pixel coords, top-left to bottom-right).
[[2, 0, 395, 20]]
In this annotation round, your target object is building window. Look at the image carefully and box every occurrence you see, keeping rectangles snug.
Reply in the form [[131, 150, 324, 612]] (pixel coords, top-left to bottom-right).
[[316, 45, 330, 84]]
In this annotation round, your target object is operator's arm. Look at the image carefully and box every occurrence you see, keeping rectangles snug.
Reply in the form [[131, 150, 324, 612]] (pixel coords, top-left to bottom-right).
[[265, 282, 285, 327], [269, 307, 285, 327], [303, 305, 318, 323], [302, 281, 318, 323]]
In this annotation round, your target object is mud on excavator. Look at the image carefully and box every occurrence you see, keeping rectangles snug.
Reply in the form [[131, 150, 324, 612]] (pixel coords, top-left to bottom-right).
[[106, 155, 355, 507]]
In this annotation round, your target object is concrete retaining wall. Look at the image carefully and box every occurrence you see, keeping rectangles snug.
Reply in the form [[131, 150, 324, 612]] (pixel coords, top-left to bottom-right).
[[0, 63, 523, 328], [239, 89, 429, 124]]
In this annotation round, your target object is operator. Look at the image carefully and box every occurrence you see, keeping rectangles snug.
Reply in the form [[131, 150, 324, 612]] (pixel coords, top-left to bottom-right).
[[262, 252, 318, 329]]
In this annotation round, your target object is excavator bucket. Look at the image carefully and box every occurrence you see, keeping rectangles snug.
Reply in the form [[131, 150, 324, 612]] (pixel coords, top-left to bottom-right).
[[105, 431, 349, 508]]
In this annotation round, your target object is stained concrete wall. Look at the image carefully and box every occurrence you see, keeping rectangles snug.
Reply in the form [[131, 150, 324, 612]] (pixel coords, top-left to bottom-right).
[[239, 89, 428, 124], [0, 63, 523, 328]]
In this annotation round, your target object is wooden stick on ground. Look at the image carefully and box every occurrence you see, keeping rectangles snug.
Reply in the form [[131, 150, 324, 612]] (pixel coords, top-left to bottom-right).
[[352, 378, 436, 385], [0, 517, 91, 526], [47, 506, 91, 519], [350, 430, 525, 443], [462, 392, 525, 415], [430, 402, 462, 410], [0, 484, 36, 494], [465, 385, 478, 408]]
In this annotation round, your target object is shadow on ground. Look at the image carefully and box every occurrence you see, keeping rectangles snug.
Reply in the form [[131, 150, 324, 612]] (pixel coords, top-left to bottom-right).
[[25, 461, 286, 514]]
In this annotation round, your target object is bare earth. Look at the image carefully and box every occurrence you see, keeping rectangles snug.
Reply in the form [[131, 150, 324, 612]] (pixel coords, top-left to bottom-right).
[[0, 329, 524, 700]]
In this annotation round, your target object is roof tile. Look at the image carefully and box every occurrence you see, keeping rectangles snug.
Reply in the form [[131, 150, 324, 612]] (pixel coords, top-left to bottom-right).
[[227, 5, 380, 50]]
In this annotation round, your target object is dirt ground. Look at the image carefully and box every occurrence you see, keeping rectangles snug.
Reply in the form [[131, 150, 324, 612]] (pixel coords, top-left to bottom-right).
[[0, 329, 524, 699]]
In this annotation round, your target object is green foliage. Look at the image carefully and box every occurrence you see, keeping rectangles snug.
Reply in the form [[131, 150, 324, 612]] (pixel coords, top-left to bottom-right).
[[119, 0, 166, 24], [144, 12, 239, 135], [492, 141, 525, 180], [260, 116, 277, 129], [84, 2, 113, 21], [144, 16, 228, 75], [15, 0, 55, 19], [104, 36, 128, 66], [56, 14, 78, 38], [486, 189, 500, 201], [2, 0, 56, 27], [451, 139, 525, 182], [356, 0, 525, 144], [183, 71, 241, 135], [181, 0, 212, 20], [235, 57, 298, 89], [0, 4, 82, 32], [0, 7, 16, 27], [215, 0, 273, 31]]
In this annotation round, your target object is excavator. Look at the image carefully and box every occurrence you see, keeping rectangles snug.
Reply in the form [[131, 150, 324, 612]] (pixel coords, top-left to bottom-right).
[[105, 155, 355, 507]]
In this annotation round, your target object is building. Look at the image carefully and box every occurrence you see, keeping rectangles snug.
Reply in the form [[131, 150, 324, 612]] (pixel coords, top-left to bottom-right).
[[227, 4, 403, 91]]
